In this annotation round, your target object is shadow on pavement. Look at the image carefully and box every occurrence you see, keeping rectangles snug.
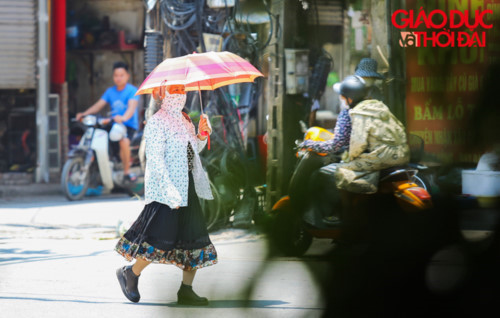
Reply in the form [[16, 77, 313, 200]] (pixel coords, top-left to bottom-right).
[[137, 299, 321, 310], [0, 194, 134, 209], [0, 249, 110, 266], [0, 296, 321, 311], [0, 295, 114, 305], [0, 248, 51, 255]]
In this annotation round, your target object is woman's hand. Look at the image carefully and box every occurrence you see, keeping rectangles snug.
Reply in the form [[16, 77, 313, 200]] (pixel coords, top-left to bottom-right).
[[198, 115, 211, 140]]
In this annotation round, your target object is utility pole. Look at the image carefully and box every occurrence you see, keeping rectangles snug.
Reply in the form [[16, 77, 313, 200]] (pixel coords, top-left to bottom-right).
[[265, 1, 302, 212], [36, 0, 50, 183]]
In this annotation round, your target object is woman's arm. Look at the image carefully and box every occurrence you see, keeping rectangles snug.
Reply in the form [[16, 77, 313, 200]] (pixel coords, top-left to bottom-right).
[[145, 118, 182, 208], [196, 133, 208, 153], [195, 115, 210, 153], [301, 109, 352, 153]]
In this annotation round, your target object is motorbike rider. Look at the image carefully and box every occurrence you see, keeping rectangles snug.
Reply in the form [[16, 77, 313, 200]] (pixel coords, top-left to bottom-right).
[[301, 75, 409, 224], [296, 76, 359, 225], [306, 58, 384, 145], [335, 75, 409, 194], [76, 61, 140, 182], [300, 58, 385, 155]]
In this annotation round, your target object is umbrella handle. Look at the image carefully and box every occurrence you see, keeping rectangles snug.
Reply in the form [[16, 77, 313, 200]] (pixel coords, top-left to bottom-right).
[[197, 82, 209, 149], [201, 131, 210, 150], [200, 113, 211, 150]]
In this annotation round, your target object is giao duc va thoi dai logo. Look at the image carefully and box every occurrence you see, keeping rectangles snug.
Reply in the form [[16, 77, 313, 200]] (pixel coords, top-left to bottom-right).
[[393, 7, 493, 48]]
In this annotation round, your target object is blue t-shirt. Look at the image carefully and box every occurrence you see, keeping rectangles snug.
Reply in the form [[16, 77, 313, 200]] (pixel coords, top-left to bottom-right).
[[101, 83, 140, 130]]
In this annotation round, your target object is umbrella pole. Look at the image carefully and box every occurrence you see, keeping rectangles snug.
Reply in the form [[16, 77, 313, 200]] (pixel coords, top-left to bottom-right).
[[198, 89, 204, 114], [197, 83, 210, 149]]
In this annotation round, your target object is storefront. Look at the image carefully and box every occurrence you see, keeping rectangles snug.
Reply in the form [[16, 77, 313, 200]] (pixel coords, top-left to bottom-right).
[[0, 0, 146, 184], [0, 0, 38, 178], [403, 0, 500, 164], [65, 0, 145, 120]]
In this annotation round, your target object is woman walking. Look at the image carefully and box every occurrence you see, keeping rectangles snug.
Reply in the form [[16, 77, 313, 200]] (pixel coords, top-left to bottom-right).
[[114, 85, 217, 305]]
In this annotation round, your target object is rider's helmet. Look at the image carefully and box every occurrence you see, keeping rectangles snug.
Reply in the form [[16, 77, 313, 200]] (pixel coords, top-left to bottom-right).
[[336, 75, 367, 107]]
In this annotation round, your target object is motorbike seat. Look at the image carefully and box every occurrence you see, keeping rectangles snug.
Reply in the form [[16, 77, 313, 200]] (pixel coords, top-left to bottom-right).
[[379, 166, 417, 183]]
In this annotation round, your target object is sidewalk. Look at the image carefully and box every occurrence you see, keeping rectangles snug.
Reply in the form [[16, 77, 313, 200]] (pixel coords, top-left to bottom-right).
[[0, 172, 62, 199], [0, 196, 326, 318], [0, 182, 62, 199]]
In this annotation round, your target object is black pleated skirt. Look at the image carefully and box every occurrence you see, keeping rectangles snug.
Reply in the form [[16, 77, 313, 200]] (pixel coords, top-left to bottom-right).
[[115, 172, 217, 271]]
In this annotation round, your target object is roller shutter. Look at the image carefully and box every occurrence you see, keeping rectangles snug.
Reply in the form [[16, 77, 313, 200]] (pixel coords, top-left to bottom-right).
[[308, 0, 343, 26], [0, 0, 37, 89]]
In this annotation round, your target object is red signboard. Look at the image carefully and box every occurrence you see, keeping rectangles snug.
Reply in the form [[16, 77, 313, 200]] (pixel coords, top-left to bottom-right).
[[403, 0, 500, 163]]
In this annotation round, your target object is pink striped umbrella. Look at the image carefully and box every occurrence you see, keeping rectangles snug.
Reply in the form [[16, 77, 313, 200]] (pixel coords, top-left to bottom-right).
[[136, 51, 264, 96], [137, 51, 263, 149]]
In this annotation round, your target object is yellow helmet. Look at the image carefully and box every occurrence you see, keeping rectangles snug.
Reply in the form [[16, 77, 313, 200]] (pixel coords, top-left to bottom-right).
[[304, 126, 334, 142]]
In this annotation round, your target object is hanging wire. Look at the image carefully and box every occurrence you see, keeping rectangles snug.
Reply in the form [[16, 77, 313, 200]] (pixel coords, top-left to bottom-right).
[[156, 0, 277, 194]]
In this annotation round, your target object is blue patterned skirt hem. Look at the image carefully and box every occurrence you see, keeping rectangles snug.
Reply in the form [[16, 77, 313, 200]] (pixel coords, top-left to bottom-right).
[[115, 237, 217, 271]]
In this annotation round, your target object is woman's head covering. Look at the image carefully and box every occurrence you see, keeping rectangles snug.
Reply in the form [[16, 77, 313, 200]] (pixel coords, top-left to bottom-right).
[[354, 58, 384, 79], [161, 91, 187, 117], [338, 75, 367, 107]]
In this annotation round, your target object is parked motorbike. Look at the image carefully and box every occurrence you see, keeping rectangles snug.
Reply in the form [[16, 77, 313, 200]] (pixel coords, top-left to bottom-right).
[[269, 126, 433, 257], [61, 115, 144, 201]]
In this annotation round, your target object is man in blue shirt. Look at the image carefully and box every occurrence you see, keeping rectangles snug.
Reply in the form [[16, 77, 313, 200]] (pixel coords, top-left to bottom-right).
[[76, 62, 140, 181]]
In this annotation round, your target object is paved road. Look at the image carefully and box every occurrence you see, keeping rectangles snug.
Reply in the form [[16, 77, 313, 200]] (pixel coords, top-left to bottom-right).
[[0, 195, 331, 318]]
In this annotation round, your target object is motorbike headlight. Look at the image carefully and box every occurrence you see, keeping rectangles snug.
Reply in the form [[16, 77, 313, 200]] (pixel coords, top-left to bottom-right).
[[82, 115, 97, 126]]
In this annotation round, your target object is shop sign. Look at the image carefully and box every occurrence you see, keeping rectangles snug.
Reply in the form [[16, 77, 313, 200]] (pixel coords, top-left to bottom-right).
[[401, 0, 500, 163]]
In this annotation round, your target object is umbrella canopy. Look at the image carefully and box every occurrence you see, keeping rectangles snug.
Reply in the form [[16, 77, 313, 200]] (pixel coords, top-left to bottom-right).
[[136, 51, 264, 95]]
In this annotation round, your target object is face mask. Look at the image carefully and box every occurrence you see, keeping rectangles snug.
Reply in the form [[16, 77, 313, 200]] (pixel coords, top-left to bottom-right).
[[161, 91, 187, 113], [339, 96, 349, 110]]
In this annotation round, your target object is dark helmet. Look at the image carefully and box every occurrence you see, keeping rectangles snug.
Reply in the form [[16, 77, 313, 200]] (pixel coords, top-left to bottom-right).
[[339, 75, 367, 107]]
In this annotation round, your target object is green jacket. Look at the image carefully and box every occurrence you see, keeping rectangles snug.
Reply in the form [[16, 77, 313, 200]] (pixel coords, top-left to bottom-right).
[[335, 99, 410, 194]]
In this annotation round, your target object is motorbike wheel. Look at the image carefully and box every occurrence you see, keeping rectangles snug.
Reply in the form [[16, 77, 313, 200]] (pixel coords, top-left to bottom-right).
[[61, 157, 90, 201], [271, 206, 313, 257]]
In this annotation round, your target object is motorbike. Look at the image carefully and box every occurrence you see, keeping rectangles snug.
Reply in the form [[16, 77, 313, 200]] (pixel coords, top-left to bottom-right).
[[269, 125, 433, 257], [61, 115, 144, 201]]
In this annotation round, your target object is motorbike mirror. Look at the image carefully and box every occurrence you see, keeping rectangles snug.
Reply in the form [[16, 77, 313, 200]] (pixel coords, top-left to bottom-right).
[[82, 115, 97, 126], [299, 120, 308, 133]]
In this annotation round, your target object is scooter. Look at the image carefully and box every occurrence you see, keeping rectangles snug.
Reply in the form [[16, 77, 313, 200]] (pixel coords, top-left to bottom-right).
[[269, 126, 433, 257], [61, 115, 144, 201]]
